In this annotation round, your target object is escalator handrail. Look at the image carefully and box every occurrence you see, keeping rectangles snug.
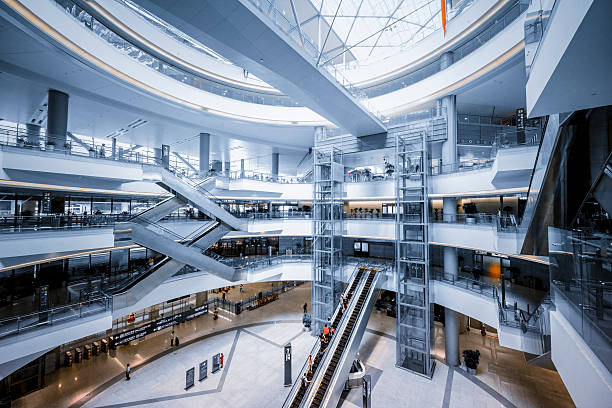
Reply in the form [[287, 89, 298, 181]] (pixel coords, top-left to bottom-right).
[[312, 269, 381, 408], [301, 268, 373, 407], [282, 265, 367, 408], [127, 195, 177, 222]]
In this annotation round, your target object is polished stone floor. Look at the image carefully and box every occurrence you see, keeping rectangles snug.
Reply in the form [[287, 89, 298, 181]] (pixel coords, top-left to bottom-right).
[[14, 282, 575, 408]]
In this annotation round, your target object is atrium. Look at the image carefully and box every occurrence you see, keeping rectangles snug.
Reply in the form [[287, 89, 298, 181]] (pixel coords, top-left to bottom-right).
[[0, 0, 610, 407]]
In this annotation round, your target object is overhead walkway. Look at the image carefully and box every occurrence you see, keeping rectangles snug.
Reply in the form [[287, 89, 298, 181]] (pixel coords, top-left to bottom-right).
[[131, 0, 386, 136], [287, 265, 381, 408]]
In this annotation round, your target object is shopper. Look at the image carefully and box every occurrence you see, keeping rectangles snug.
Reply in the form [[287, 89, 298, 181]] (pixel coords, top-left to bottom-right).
[[220, 352, 224, 368], [303, 302, 308, 314], [213, 307, 219, 320], [308, 354, 313, 374], [323, 324, 330, 338], [301, 372, 311, 389], [125, 363, 131, 381], [170, 331, 174, 347], [174, 336, 180, 347]]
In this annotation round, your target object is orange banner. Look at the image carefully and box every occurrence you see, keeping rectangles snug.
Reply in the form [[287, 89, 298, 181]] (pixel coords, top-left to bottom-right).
[[441, 0, 447, 36]]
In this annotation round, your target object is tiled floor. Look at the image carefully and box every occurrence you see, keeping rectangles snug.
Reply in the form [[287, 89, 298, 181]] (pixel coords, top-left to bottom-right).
[[14, 284, 576, 408]]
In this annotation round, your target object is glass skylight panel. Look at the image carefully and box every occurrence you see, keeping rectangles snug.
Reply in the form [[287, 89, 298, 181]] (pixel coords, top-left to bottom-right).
[[311, 0, 443, 63]]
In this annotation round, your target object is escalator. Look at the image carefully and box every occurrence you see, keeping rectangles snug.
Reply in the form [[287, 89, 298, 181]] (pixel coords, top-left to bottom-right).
[[109, 166, 245, 311], [302, 266, 381, 408], [143, 165, 242, 230], [124, 220, 239, 281], [285, 265, 367, 408], [519, 113, 569, 254]]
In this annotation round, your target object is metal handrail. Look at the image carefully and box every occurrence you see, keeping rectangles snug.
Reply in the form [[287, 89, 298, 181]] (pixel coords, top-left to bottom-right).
[[0, 295, 112, 339], [282, 264, 367, 408], [53, 0, 299, 107]]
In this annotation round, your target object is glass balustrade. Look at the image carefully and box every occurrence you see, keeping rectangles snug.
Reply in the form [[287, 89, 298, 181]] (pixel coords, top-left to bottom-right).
[[52, 0, 300, 107]]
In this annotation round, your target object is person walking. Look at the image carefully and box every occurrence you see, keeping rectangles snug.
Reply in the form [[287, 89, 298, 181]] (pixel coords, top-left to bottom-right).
[[174, 336, 179, 347], [125, 363, 131, 381], [220, 353, 224, 368], [170, 330, 174, 347], [303, 302, 308, 314]]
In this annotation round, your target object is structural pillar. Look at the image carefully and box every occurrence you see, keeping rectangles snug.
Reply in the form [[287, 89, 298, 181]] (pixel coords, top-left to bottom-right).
[[196, 291, 208, 307], [445, 308, 460, 366], [25, 123, 41, 146], [271, 152, 279, 179], [111, 137, 117, 159], [240, 159, 245, 177], [223, 161, 230, 177], [47, 90, 69, 147], [442, 196, 457, 222], [153, 147, 162, 164], [199, 133, 210, 174], [439, 52, 457, 169], [442, 193, 460, 366]]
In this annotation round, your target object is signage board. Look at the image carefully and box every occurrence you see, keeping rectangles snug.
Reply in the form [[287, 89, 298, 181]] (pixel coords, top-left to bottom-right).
[[199, 360, 208, 381], [185, 367, 195, 390], [39, 285, 49, 322], [516, 108, 526, 144], [284, 343, 292, 387], [212, 353, 220, 373], [112, 304, 208, 346]]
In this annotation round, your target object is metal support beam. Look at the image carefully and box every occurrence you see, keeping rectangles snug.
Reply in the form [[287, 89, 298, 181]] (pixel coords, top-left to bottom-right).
[[289, 0, 304, 47], [317, 0, 343, 66], [67, 132, 92, 151], [174, 152, 198, 173]]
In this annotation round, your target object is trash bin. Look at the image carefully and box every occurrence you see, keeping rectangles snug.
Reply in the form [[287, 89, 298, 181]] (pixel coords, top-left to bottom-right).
[[92, 342, 100, 356], [84, 344, 92, 360], [64, 351, 73, 367], [101, 338, 108, 353], [74, 348, 82, 363]]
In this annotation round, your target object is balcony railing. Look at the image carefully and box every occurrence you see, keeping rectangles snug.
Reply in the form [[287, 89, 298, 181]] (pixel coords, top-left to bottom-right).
[[430, 160, 494, 175], [0, 214, 129, 234], [53, 0, 299, 107], [227, 170, 306, 184], [0, 295, 112, 340], [549, 228, 612, 372], [430, 213, 519, 232], [358, 0, 529, 98]]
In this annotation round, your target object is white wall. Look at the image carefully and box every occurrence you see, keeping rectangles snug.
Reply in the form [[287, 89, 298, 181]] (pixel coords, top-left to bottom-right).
[[1, 148, 143, 181], [345, 220, 394, 240], [550, 310, 612, 407], [431, 280, 498, 327], [0, 228, 114, 259], [431, 223, 520, 254]]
